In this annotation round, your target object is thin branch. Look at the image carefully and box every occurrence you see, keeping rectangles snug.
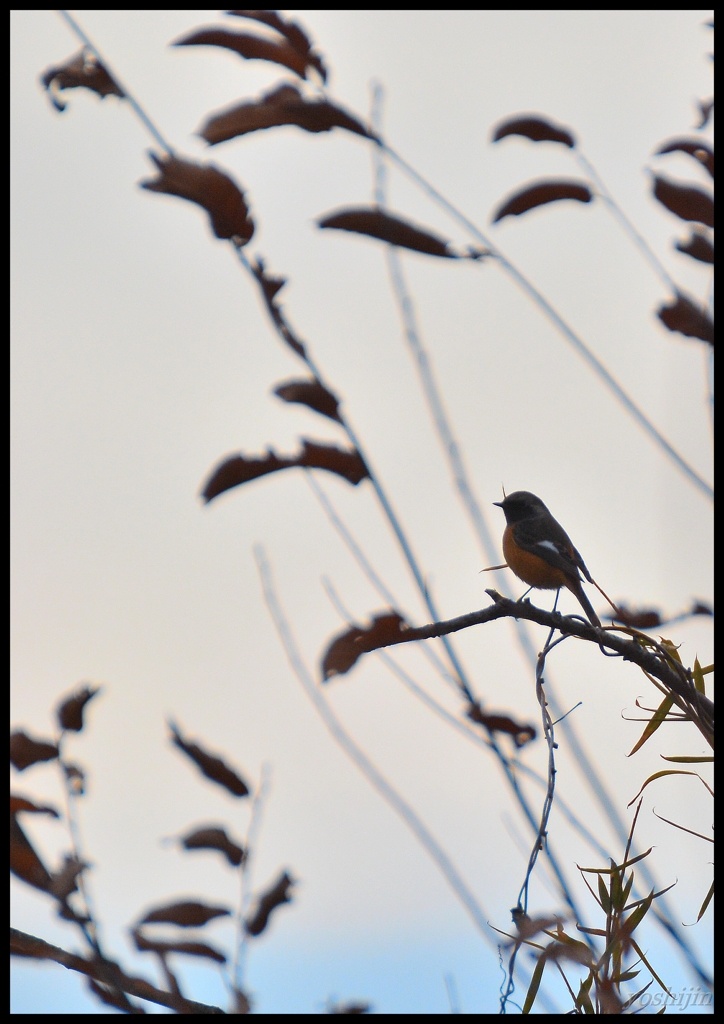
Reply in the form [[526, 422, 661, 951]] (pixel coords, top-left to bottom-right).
[[10, 928, 224, 1014], [366, 91, 712, 967], [320, 573, 600, 943], [306, 471, 461, 694], [253, 544, 496, 942], [377, 139, 713, 502], [57, 11, 174, 155], [359, 591, 712, 739]]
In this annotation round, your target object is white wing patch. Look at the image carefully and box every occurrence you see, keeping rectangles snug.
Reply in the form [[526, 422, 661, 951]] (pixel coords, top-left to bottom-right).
[[536, 540, 561, 555]]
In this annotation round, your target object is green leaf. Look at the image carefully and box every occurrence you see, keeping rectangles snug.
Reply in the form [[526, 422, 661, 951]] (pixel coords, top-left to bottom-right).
[[522, 949, 548, 1014], [696, 880, 714, 922], [692, 657, 706, 694], [628, 693, 676, 756]]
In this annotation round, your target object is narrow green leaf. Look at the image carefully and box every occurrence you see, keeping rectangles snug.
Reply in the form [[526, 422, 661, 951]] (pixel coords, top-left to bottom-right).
[[522, 950, 548, 1014], [579, 848, 652, 874], [692, 657, 706, 694], [629, 939, 672, 997], [696, 880, 714, 922], [661, 755, 713, 763], [622, 889, 654, 935], [628, 769, 707, 806], [628, 693, 676, 756], [621, 873, 635, 909]]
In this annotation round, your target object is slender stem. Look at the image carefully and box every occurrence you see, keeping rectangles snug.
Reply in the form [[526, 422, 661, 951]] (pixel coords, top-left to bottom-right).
[[378, 140, 712, 502], [57, 11, 174, 155]]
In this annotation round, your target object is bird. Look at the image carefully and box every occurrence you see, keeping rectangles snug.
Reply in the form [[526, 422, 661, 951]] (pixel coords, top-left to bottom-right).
[[494, 490, 601, 627]]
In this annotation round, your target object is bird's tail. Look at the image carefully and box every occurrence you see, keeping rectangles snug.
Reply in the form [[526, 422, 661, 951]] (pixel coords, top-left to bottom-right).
[[568, 581, 601, 628]]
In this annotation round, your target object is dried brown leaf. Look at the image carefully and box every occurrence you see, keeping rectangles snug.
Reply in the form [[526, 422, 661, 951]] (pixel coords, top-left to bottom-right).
[[140, 900, 231, 927], [173, 27, 311, 78], [10, 795, 60, 817], [327, 1002, 372, 1014], [274, 378, 342, 422], [322, 613, 407, 680], [611, 605, 662, 629], [466, 703, 537, 747], [200, 82, 370, 146], [227, 10, 327, 81], [10, 814, 53, 891], [695, 98, 714, 130], [202, 441, 368, 503], [41, 47, 124, 112], [48, 855, 87, 901], [134, 928, 227, 963], [57, 684, 100, 732], [250, 257, 306, 358], [675, 231, 714, 264], [652, 175, 714, 227], [511, 907, 565, 940], [655, 137, 714, 178], [245, 871, 295, 936], [492, 115, 575, 148], [10, 731, 59, 771], [318, 207, 454, 258], [657, 294, 714, 345], [169, 720, 250, 797], [141, 152, 254, 242], [181, 826, 245, 867], [493, 180, 592, 222]]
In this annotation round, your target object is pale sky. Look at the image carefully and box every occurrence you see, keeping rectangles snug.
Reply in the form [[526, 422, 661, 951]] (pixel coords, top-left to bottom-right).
[[12, 10, 713, 1014]]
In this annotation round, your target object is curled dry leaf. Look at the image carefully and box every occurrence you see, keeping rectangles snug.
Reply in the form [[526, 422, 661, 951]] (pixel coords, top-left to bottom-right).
[[140, 152, 254, 242], [10, 812, 53, 892], [202, 441, 369, 503], [245, 871, 295, 936], [10, 731, 59, 771], [327, 1002, 372, 1014], [511, 907, 566, 941], [542, 938, 595, 967], [85, 978, 130, 1014], [655, 137, 714, 178], [181, 826, 245, 867], [492, 114, 575, 148], [56, 684, 100, 732], [140, 900, 231, 927], [250, 257, 306, 359], [273, 378, 341, 422], [696, 98, 714, 130], [227, 9, 327, 81], [675, 231, 714, 265], [174, 27, 309, 78], [652, 175, 714, 228], [48, 854, 87, 901], [10, 795, 60, 818], [134, 929, 227, 963], [492, 180, 592, 223], [41, 47, 124, 112], [657, 294, 714, 345], [169, 720, 250, 797], [322, 612, 407, 680], [466, 703, 537, 747], [610, 605, 662, 630], [200, 82, 370, 146], [318, 207, 455, 258]]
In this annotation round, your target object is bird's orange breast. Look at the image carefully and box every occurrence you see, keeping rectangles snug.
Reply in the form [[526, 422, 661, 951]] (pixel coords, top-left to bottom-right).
[[502, 527, 570, 590]]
